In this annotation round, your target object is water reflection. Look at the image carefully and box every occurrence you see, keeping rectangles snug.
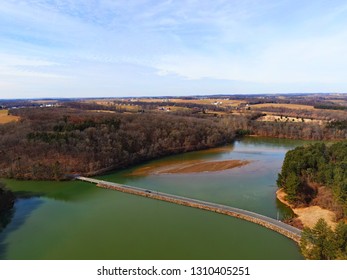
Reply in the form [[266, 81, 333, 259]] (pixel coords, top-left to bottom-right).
[[0, 197, 44, 259], [3, 180, 97, 202], [0, 208, 14, 233]]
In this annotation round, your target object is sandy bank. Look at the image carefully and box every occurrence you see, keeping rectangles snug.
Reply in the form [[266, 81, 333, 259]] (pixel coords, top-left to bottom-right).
[[129, 159, 251, 176], [276, 188, 336, 229]]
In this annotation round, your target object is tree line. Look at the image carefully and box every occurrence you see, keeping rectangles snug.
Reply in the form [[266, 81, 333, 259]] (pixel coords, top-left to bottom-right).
[[314, 104, 347, 111]]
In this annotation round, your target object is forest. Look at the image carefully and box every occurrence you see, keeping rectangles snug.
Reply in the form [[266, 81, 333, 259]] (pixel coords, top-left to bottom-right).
[[277, 141, 347, 210], [0, 108, 235, 180]]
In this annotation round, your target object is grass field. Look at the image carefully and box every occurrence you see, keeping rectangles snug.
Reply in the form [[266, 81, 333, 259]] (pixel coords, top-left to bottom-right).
[[0, 110, 20, 124]]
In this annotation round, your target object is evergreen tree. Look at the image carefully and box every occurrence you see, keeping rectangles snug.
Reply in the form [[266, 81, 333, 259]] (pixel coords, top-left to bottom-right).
[[300, 219, 347, 260], [335, 222, 347, 259]]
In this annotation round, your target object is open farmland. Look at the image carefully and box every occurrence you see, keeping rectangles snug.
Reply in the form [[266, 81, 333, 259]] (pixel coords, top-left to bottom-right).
[[249, 102, 347, 121], [250, 103, 315, 110], [0, 110, 20, 124]]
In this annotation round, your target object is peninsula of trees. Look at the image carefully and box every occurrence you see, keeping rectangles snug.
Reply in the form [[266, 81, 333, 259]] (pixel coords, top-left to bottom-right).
[[277, 142, 347, 212], [277, 142, 347, 259]]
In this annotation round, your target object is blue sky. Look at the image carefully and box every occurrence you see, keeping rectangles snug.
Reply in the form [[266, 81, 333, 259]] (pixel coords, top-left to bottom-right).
[[1, 0, 347, 98]]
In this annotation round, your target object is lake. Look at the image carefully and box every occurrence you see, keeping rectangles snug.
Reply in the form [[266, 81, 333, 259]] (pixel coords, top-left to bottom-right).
[[0, 137, 306, 259]]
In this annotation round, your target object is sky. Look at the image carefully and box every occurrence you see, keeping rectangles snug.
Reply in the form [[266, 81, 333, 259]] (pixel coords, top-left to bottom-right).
[[1, 0, 347, 99]]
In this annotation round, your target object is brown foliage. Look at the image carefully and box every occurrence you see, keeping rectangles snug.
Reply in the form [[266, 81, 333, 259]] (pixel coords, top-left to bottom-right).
[[311, 186, 345, 220], [0, 108, 235, 180]]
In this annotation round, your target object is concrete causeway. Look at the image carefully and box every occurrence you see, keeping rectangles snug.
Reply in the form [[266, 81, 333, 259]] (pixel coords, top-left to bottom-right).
[[76, 176, 302, 243]]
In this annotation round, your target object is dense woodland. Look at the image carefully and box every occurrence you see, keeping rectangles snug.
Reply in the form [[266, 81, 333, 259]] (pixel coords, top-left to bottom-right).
[[277, 142, 347, 216], [248, 121, 347, 140], [0, 108, 235, 180], [277, 142, 347, 206]]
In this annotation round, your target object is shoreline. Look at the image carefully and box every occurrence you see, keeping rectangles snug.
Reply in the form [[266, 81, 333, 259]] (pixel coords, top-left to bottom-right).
[[276, 188, 337, 229]]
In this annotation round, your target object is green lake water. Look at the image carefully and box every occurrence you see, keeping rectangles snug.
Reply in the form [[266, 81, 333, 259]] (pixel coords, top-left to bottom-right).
[[0, 137, 306, 259]]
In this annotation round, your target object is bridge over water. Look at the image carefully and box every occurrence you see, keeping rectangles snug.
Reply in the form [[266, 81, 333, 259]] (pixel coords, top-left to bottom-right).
[[76, 176, 302, 243]]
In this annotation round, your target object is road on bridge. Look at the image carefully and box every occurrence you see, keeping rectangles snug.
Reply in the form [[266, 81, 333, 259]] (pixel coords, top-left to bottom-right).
[[77, 176, 302, 242]]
